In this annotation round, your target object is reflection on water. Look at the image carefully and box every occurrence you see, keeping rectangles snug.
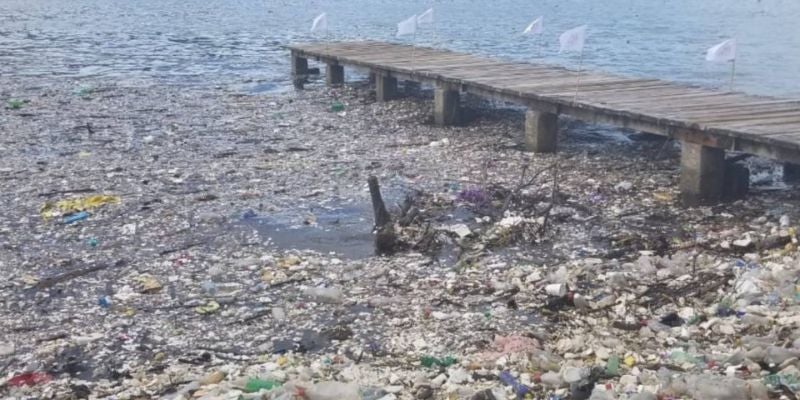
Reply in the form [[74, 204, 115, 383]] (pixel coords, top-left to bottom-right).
[[1, 0, 799, 97]]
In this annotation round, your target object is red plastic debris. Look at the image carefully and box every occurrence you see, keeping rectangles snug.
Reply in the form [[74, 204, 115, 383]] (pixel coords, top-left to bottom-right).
[[7, 372, 52, 387]]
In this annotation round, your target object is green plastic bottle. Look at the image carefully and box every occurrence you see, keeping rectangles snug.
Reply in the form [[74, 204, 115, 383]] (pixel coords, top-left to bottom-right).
[[605, 355, 620, 376], [243, 378, 281, 393]]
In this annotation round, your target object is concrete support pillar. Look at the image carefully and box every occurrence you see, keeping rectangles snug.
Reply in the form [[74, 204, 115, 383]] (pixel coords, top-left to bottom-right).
[[524, 109, 558, 153], [291, 53, 308, 88], [434, 84, 460, 126], [376, 74, 397, 102], [784, 163, 800, 183], [722, 161, 749, 201], [679, 141, 725, 206], [326, 63, 344, 86]]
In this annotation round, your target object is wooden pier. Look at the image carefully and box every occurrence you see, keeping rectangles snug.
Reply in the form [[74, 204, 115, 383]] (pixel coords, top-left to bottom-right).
[[288, 41, 800, 205]]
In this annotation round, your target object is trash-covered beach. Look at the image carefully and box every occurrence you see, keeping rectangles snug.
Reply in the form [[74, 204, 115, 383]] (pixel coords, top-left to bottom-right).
[[3, 74, 800, 399]]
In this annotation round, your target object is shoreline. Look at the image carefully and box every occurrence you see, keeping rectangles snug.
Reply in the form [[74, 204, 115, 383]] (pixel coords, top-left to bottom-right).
[[1, 76, 800, 399]]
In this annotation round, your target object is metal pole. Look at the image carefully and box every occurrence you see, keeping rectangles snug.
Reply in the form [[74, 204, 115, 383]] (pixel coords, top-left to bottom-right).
[[573, 49, 584, 103], [411, 29, 417, 70], [729, 59, 736, 92], [433, 1, 438, 48]]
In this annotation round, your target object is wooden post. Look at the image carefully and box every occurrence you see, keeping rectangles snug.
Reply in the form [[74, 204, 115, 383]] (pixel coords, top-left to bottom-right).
[[326, 63, 344, 86], [434, 83, 460, 126], [291, 52, 308, 88], [367, 176, 396, 255], [679, 141, 725, 206], [376, 73, 397, 102], [524, 109, 558, 153]]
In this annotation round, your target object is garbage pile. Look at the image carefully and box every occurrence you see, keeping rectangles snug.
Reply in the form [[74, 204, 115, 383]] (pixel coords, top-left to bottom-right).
[[1, 75, 800, 399]]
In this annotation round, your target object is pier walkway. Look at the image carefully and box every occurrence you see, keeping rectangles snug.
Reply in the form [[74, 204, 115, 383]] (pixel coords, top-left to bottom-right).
[[288, 41, 800, 205]]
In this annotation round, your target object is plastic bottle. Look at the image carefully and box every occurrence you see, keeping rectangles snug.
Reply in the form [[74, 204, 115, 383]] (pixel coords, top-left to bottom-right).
[[64, 211, 89, 224], [420, 355, 457, 367], [562, 367, 589, 384], [202, 280, 217, 296], [530, 350, 563, 371], [588, 387, 614, 400], [764, 346, 800, 365], [302, 287, 344, 304], [330, 101, 345, 112], [98, 296, 112, 308], [272, 307, 286, 321], [685, 375, 750, 400], [540, 371, 564, 388], [499, 371, 530, 398], [629, 391, 657, 400], [304, 381, 359, 400], [605, 355, 620, 376], [244, 378, 281, 393]]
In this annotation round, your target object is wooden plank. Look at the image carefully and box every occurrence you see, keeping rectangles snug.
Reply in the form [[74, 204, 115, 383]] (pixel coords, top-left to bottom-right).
[[692, 110, 800, 125], [513, 78, 660, 93], [677, 104, 800, 119], [713, 117, 800, 130], [288, 41, 800, 163]]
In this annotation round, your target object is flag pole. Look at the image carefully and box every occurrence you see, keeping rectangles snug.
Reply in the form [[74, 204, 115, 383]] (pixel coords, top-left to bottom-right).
[[729, 59, 736, 92], [536, 34, 541, 59], [573, 48, 584, 103], [411, 29, 417, 71], [432, 1, 437, 48]]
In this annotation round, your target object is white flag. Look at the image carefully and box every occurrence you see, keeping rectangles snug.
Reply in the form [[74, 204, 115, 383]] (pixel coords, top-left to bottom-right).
[[523, 16, 543, 35], [417, 8, 434, 24], [311, 13, 327, 33], [397, 14, 417, 37], [559, 25, 587, 53], [705, 38, 736, 62]]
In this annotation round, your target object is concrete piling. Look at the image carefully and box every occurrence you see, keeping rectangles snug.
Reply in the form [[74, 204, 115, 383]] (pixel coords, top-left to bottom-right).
[[679, 142, 725, 206], [524, 109, 558, 153], [434, 84, 460, 126]]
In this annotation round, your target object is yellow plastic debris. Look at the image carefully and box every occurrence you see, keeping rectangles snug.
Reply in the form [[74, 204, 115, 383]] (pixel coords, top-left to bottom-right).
[[135, 275, 163, 294], [40, 194, 121, 220], [120, 307, 137, 317], [261, 269, 274, 283], [20, 274, 39, 286], [624, 355, 636, 367], [199, 371, 226, 385], [195, 301, 220, 315], [653, 192, 673, 203], [277, 255, 301, 268], [276, 355, 288, 367]]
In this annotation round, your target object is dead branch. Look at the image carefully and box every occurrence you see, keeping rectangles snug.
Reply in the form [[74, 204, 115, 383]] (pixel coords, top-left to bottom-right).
[[34, 259, 127, 289]]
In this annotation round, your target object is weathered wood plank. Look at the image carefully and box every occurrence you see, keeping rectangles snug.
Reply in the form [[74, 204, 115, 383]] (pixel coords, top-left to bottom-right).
[[288, 41, 800, 163]]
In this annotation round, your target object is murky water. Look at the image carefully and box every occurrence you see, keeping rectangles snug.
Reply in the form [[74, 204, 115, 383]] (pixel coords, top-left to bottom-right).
[[239, 201, 376, 259], [1, 0, 799, 97]]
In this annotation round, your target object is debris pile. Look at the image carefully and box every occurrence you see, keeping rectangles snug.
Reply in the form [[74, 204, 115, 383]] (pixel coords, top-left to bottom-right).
[[2, 75, 800, 399]]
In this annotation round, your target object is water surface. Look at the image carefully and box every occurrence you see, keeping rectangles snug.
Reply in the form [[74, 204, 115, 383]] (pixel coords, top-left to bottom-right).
[[1, 0, 798, 97]]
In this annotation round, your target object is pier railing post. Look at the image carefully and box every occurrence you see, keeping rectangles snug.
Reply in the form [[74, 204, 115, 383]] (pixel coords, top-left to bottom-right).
[[375, 72, 397, 102], [326, 62, 344, 87], [291, 51, 309, 88], [434, 82, 460, 126], [679, 141, 725, 206], [524, 109, 558, 153]]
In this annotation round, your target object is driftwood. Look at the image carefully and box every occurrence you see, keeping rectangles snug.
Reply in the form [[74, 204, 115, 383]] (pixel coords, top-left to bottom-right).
[[368, 176, 396, 255], [34, 259, 127, 289]]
